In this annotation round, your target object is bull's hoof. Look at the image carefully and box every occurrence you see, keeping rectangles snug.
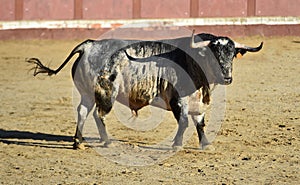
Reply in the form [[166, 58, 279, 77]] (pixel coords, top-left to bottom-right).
[[99, 138, 105, 143], [103, 140, 113, 147], [73, 143, 86, 150], [201, 144, 215, 151], [73, 139, 86, 150], [172, 144, 183, 151]]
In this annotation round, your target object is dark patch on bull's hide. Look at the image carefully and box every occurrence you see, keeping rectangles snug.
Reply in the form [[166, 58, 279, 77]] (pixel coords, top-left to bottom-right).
[[202, 86, 210, 105], [128, 96, 149, 116], [127, 76, 157, 114], [94, 76, 114, 116], [108, 73, 116, 81], [196, 33, 218, 41]]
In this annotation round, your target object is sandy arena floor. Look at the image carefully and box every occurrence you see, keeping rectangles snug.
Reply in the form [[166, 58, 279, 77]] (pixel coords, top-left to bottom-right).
[[0, 36, 299, 184]]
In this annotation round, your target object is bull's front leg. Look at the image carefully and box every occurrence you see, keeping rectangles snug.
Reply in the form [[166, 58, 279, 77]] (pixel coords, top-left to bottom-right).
[[170, 97, 189, 150], [192, 113, 210, 149]]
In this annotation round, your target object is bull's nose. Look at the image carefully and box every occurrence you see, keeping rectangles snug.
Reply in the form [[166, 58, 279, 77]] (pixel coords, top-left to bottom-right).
[[224, 77, 232, 85]]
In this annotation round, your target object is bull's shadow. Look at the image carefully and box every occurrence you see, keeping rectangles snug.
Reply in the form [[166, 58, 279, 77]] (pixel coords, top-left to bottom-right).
[[0, 129, 73, 149], [0, 129, 148, 150]]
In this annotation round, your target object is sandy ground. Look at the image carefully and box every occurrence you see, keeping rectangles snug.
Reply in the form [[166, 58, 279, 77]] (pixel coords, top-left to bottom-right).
[[0, 36, 299, 184]]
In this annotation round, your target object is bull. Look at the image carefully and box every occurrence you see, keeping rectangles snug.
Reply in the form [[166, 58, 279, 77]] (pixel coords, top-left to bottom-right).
[[27, 30, 263, 150]]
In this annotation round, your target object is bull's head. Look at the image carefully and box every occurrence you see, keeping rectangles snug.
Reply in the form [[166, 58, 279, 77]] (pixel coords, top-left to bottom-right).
[[190, 30, 263, 85]]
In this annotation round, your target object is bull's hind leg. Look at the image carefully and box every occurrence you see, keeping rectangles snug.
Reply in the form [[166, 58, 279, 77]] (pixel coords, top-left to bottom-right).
[[93, 107, 111, 147], [93, 74, 116, 147], [94, 89, 115, 147], [74, 97, 94, 150], [170, 97, 189, 150]]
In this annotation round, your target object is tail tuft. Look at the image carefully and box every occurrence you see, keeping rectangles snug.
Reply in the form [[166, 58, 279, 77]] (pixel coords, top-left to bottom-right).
[[26, 58, 56, 76]]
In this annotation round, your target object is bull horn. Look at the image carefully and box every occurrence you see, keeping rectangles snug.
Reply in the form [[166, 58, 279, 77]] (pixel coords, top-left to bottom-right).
[[234, 41, 264, 52], [190, 30, 211, 48]]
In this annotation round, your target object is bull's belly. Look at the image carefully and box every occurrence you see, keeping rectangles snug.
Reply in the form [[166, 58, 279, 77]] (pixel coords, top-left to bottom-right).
[[116, 93, 172, 114], [116, 78, 172, 114]]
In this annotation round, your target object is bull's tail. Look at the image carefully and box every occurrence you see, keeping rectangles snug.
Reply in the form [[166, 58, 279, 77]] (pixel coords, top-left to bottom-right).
[[26, 39, 93, 76]]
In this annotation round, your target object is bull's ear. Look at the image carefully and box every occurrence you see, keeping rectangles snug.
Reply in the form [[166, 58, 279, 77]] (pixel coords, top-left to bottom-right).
[[235, 48, 247, 58]]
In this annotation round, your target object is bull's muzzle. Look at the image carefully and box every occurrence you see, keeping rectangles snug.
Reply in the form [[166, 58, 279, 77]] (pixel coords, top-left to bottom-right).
[[224, 77, 232, 85]]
